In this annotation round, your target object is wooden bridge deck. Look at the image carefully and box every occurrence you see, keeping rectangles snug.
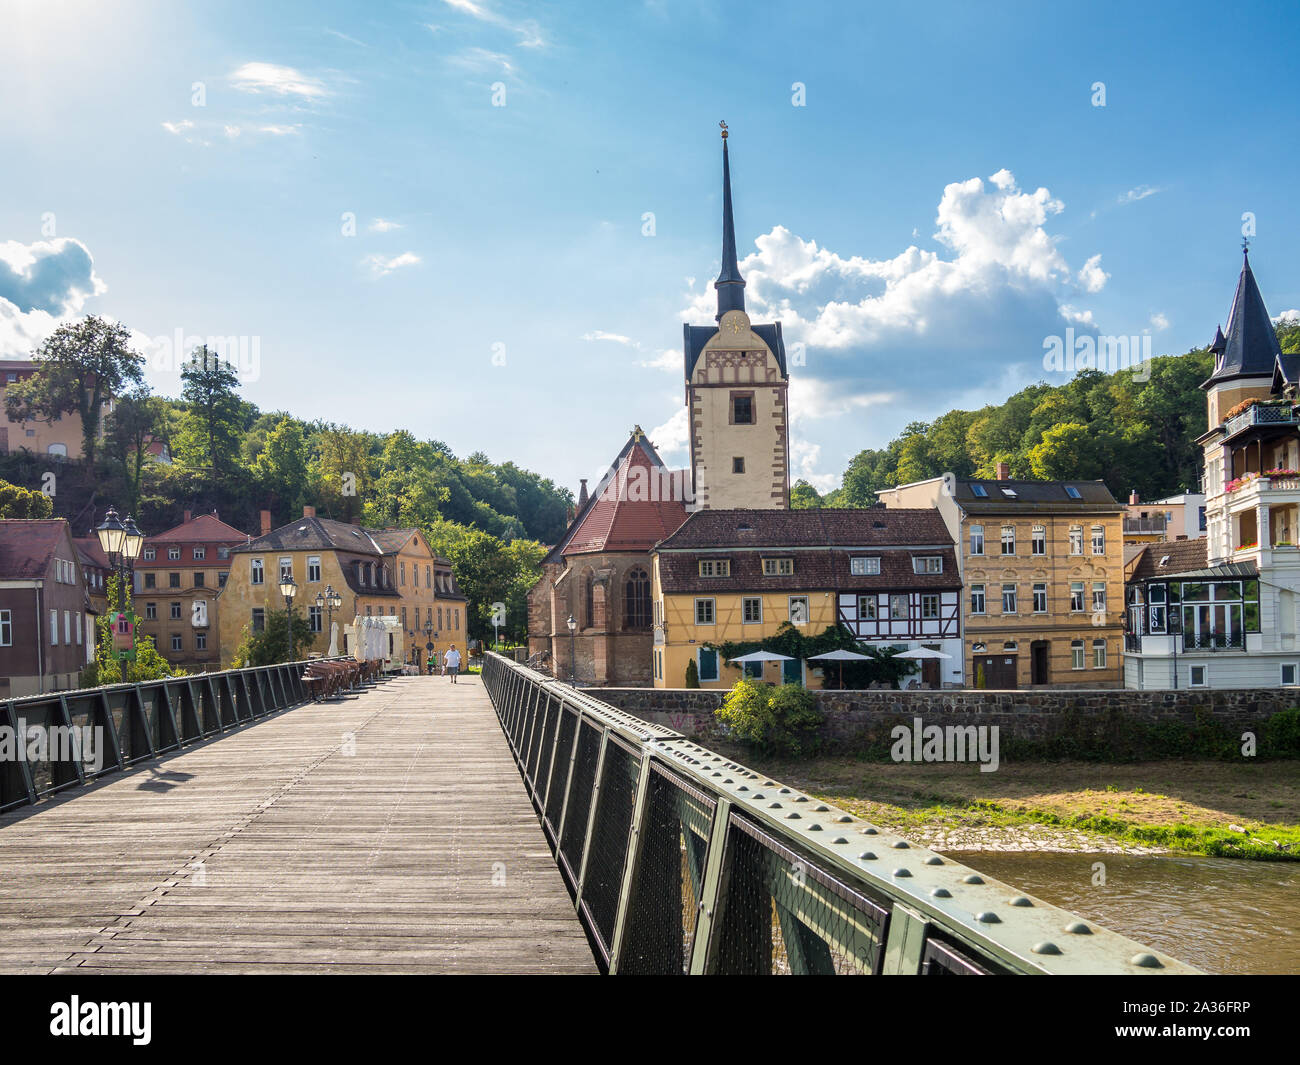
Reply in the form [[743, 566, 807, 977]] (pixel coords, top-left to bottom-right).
[[0, 675, 596, 974]]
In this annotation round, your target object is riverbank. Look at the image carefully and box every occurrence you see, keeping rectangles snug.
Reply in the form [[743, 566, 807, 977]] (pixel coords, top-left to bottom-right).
[[717, 752, 1300, 859]]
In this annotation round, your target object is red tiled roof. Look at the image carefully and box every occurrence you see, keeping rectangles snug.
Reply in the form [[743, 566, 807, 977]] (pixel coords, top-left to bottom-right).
[[562, 437, 688, 556], [148, 513, 251, 543], [0, 519, 74, 579]]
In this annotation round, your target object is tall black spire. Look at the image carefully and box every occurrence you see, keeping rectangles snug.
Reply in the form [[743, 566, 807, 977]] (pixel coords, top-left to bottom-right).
[[1205, 245, 1282, 384], [714, 121, 745, 321]]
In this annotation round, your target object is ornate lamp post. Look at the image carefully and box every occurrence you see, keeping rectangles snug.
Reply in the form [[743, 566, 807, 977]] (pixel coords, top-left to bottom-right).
[[567, 614, 577, 687], [280, 574, 298, 662], [95, 506, 145, 609]]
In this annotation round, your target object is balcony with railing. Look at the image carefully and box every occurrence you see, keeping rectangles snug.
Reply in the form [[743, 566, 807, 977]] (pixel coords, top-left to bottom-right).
[[1182, 631, 1245, 652], [1123, 514, 1168, 536], [1222, 401, 1300, 441]]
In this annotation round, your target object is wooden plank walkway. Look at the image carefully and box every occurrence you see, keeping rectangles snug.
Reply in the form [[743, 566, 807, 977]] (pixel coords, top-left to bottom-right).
[[0, 675, 596, 974]]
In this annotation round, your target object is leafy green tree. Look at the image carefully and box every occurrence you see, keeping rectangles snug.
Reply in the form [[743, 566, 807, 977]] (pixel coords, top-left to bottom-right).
[[3, 315, 145, 465], [715, 680, 823, 756], [253, 417, 311, 517], [789, 479, 823, 509], [0, 478, 54, 518], [228, 611, 317, 667], [104, 387, 164, 516], [86, 572, 178, 685], [174, 346, 244, 478], [684, 658, 700, 688], [309, 425, 374, 522]]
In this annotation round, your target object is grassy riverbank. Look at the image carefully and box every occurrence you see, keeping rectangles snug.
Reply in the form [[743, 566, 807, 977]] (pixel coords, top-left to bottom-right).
[[721, 752, 1300, 860]]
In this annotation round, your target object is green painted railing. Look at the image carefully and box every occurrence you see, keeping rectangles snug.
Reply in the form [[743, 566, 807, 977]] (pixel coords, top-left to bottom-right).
[[481, 652, 1200, 976], [0, 657, 355, 812]]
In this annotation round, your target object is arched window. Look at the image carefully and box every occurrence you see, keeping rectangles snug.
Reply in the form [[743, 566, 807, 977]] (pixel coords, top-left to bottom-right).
[[47, 443, 67, 458], [624, 567, 651, 629], [584, 572, 595, 628]]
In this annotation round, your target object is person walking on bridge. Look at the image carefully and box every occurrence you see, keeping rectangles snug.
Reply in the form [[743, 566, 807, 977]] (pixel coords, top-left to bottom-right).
[[445, 644, 462, 684]]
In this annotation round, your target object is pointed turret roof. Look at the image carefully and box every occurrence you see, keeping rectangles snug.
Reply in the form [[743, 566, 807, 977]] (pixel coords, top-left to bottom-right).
[[714, 123, 745, 321], [1205, 249, 1283, 386]]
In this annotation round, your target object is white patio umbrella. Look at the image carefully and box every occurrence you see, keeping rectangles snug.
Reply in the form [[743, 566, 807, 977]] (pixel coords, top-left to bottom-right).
[[729, 649, 794, 679], [808, 648, 871, 688], [891, 647, 952, 659]]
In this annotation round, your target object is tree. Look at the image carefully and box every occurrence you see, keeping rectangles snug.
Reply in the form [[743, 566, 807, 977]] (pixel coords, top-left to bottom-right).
[[174, 347, 244, 478], [253, 417, 311, 517], [3, 315, 145, 465], [228, 611, 317, 667], [104, 387, 164, 515], [309, 425, 374, 522], [0, 478, 54, 519], [84, 572, 178, 686], [790, 479, 823, 509]]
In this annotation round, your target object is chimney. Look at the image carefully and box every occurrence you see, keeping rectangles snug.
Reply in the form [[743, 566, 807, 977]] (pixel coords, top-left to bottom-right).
[[183, 509, 192, 523], [577, 479, 589, 509], [303, 505, 316, 518], [260, 509, 272, 535], [1129, 490, 1140, 506], [995, 461, 1010, 481]]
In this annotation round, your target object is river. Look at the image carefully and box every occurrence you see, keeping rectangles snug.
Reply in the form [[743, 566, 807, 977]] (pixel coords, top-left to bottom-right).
[[953, 851, 1300, 974]]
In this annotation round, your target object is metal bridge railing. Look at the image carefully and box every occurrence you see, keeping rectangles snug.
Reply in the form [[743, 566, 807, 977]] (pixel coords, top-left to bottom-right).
[[481, 652, 1200, 975], [0, 657, 354, 813]]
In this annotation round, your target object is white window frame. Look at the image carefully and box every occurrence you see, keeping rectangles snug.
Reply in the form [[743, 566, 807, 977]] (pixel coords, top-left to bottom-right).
[[143, 546, 156, 561], [970, 584, 985, 615], [1070, 581, 1085, 612], [921, 594, 940, 619], [1071, 639, 1085, 670], [1092, 639, 1107, 669], [1069, 526, 1083, 555], [857, 595, 877, 620], [969, 525, 984, 556], [193, 545, 206, 560], [788, 596, 809, 625], [50, 609, 58, 646], [1091, 525, 1106, 555], [742, 597, 763, 624], [168, 545, 181, 560], [308, 556, 322, 583], [1001, 525, 1016, 554], [1032, 583, 1047, 614], [1031, 525, 1046, 555], [1189, 664, 1208, 688], [279, 557, 293, 583], [850, 556, 881, 576], [0, 609, 11, 646], [1092, 582, 1107, 612], [1001, 584, 1016, 614], [251, 558, 264, 585], [694, 598, 715, 625], [889, 594, 908, 620], [1282, 663, 1299, 686], [913, 556, 943, 575]]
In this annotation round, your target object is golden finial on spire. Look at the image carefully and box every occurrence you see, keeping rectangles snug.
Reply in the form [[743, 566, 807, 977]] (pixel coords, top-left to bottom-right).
[[719, 119, 728, 140]]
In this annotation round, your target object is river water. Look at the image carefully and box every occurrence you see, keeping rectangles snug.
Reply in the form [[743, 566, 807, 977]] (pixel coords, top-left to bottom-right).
[[954, 851, 1300, 975]]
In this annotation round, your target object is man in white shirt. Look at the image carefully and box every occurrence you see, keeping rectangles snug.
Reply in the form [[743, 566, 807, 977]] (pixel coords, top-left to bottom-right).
[[444, 645, 462, 684]]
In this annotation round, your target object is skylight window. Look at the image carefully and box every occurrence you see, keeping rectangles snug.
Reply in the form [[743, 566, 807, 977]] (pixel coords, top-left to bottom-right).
[[1000, 488, 1017, 498], [1065, 485, 1082, 499], [971, 484, 988, 498]]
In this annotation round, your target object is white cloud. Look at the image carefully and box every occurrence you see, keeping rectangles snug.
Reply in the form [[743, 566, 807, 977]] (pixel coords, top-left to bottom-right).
[[648, 406, 689, 464], [1119, 185, 1162, 205], [224, 125, 242, 138], [1273, 309, 1300, 324], [1149, 311, 1170, 331], [0, 238, 106, 357], [161, 119, 195, 135], [230, 62, 329, 100], [369, 218, 403, 233], [674, 168, 1111, 488], [258, 124, 301, 136], [580, 330, 635, 346], [447, 47, 516, 76], [1077, 253, 1109, 294], [441, 0, 547, 48], [362, 251, 421, 277]]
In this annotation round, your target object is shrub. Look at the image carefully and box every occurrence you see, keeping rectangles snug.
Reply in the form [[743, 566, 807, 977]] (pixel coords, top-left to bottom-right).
[[1264, 707, 1300, 757], [715, 680, 823, 756], [684, 658, 700, 689]]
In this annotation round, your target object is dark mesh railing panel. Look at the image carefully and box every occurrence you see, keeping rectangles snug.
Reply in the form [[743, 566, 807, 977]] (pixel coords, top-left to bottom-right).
[[523, 695, 552, 786], [578, 733, 640, 953], [617, 763, 716, 974], [532, 699, 560, 800], [543, 707, 578, 831], [558, 720, 602, 880], [713, 814, 891, 975]]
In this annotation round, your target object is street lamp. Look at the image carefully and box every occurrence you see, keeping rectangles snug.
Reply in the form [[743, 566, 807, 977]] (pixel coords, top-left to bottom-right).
[[567, 613, 577, 687], [95, 506, 145, 609], [424, 620, 434, 674], [280, 574, 297, 662]]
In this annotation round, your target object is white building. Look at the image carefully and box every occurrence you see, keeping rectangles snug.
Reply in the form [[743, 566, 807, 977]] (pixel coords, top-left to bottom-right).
[[1124, 250, 1300, 689]]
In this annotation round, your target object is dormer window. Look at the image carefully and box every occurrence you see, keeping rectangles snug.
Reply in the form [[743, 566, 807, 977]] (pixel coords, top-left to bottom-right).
[[762, 557, 793, 576], [850, 557, 880, 575], [913, 556, 943, 574], [699, 559, 731, 577]]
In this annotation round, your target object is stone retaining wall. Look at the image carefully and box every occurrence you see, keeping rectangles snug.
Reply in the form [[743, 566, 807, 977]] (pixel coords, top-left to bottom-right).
[[593, 686, 1295, 750]]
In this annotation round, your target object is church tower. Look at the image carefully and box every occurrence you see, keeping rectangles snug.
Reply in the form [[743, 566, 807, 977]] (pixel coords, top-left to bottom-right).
[[683, 123, 791, 510]]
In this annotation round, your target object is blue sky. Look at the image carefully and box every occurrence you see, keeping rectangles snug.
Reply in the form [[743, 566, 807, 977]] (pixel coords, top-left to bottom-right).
[[2, 0, 1298, 495]]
